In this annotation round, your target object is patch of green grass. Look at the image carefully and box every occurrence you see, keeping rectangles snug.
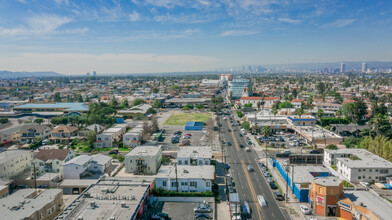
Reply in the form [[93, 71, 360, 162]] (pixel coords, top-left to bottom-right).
[[163, 113, 211, 126], [343, 180, 354, 187]]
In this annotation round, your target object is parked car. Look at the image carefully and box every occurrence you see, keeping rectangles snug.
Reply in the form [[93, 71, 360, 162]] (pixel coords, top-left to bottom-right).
[[228, 129, 231, 132], [227, 142, 232, 146], [299, 205, 311, 215], [181, 140, 191, 146], [225, 164, 231, 169], [259, 162, 265, 167], [247, 165, 254, 172], [266, 177, 274, 183], [183, 135, 191, 139], [274, 191, 285, 201], [239, 144, 244, 148], [108, 149, 118, 154], [239, 133, 243, 137], [245, 147, 251, 152], [264, 171, 270, 177], [185, 133, 192, 136], [194, 205, 212, 213], [151, 213, 169, 220], [194, 213, 212, 219], [269, 182, 278, 189], [261, 167, 267, 172]]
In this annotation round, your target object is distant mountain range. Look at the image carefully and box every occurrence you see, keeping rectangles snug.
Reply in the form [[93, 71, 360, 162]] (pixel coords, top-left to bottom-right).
[[0, 71, 63, 79]]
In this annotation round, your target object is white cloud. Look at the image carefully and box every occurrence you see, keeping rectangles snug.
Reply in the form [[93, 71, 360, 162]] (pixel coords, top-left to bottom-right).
[[220, 30, 259, 37], [128, 29, 200, 40], [0, 53, 220, 74], [0, 14, 87, 36], [129, 11, 141, 22], [278, 18, 303, 24], [321, 19, 356, 28], [54, 0, 70, 5]]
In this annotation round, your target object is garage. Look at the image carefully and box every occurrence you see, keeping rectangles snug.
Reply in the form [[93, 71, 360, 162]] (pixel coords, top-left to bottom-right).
[[185, 121, 204, 131]]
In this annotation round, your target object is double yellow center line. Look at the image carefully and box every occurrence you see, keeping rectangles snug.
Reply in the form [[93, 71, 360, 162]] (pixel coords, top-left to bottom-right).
[[241, 160, 263, 219], [227, 122, 240, 152]]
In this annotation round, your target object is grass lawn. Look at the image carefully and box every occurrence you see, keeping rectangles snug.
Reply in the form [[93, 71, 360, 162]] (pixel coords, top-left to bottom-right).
[[93, 147, 130, 152], [163, 112, 211, 126]]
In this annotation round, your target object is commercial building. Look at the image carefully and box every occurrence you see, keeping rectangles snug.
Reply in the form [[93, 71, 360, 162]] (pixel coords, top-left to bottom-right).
[[177, 146, 212, 166], [31, 149, 76, 179], [13, 102, 89, 115], [0, 150, 33, 179], [340, 63, 346, 73], [309, 176, 343, 216], [163, 97, 211, 108], [63, 154, 112, 179], [19, 124, 51, 144], [125, 146, 162, 175], [324, 149, 392, 183], [228, 79, 251, 99], [239, 96, 280, 108], [362, 62, 367, 72], [272, 158, 330, 202], [55, 177, 152, 220], [156, 165, 215, 192], [338, 198, 381, 220], [0, 188, 64, 220], [185, 121, 204, 131]]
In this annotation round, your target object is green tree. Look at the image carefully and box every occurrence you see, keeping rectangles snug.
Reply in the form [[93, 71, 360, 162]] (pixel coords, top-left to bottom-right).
[[261, 126, 270, 167], [195, 104, 203, 110], [326, 144, 338, 150], [152, 87, 159, 93], [122, 99, 129, 109], [244, 103, 253, 108], [34, 118, 44, 125], [76, 94, 84, 102], [54, 92, 61, 102], [236, 111, 244, 118], [295, 108, 305, 118], [278, 101, 294, 109], [153, 99, 162, 108], [0, 118, 9, 124], [132, 98, 145, 106], [317, 109, 324, 126], [241, 121, 250, 130], [111, 96, 118, 108]]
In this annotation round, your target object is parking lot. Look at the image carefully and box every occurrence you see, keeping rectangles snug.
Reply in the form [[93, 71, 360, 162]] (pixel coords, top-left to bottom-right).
[[159, 125, 211, 152], [162, 202, 214, 220]]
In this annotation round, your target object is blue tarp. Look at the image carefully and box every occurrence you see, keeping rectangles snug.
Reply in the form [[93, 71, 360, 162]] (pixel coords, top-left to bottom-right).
[[384, 183, 392, 189], [185, 121, 204, 130]]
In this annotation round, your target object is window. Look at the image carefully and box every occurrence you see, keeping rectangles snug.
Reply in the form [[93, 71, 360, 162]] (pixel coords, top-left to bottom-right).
[[206, 182, 210, 187], [380, 169, 388, 174], [178, 160, 182, 165], [358, 169, 361, 172], [363, 169, 366, 172], [162, 181, 167, 186], [56, 161, 59, 164], [181, 182, 188, 186], [190, 182, 197, 188], [171, 182, 178, 187], [76, 167, 78, 169], [358, 176, 361, 179], [130, 160, 132, 163], [375, 169, 378, 172], [185, 161, 188, 165], [369, 169, 372, 172]]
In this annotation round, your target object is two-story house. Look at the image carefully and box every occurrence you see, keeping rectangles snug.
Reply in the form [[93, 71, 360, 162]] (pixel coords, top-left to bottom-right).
[[31, 149, 76, 179], [19, 124, 51, 144], [95, 124, 127, 148], [125, 146, 162, 175], [63, 154, 112, 179], [49, 125, 78, 143]]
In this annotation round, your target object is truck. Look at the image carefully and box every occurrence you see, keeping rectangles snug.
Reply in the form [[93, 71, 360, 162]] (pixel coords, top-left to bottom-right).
[[243, 201, 251, 218], [229, 193, 242, 220]]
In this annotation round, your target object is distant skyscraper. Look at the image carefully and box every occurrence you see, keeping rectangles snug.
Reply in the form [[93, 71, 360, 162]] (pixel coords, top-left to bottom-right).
[[340, 63, 346, 72], [86, 72, 90, 76], [362, 63, 367, 72], [93, 71, 97, 76]]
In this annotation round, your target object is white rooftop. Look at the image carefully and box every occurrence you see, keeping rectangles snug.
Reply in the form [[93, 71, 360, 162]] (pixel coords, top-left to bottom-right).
[[326, 148, 392, 168], [126, 146, 162, 157], [157, 165, 215, 180], [177, 146, 212, 159], [64, 155, 92, 166]]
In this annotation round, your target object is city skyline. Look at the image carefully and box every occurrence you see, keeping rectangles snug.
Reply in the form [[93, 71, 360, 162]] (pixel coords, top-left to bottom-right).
[[0, 0, 391, 74]]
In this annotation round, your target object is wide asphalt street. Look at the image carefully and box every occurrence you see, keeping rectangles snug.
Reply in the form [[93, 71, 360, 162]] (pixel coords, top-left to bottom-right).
[[220, 115, 289, 220]]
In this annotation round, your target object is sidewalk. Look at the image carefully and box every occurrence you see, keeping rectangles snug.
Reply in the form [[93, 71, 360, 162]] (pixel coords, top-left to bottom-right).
[[261, 157, 306, 220], [216, 202, 231, 220]]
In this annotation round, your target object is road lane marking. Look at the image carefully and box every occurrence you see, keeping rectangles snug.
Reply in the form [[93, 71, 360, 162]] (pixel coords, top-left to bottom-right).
[[241, 160, 263, 220], [228, 122, 240, 151]]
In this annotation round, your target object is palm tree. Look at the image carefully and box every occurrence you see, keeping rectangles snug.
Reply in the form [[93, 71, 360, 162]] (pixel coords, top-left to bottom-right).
[[272, 108, 278, 125], [257, 101, 261, 111], [317, 109, 324, 127], [335, 110, 342, 124], [295, 108, 304, 119], [261, 126, 270, 168], [371, 113, 386, 136]]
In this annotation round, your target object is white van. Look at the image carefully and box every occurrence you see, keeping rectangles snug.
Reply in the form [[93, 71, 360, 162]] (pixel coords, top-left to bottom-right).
[[257, 195, 267, 207], [245, 147, 251, 152]]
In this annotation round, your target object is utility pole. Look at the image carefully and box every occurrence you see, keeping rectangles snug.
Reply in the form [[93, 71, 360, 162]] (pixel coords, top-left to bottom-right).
[[33, 163, 37, 189], [175, 162, 178, 192]]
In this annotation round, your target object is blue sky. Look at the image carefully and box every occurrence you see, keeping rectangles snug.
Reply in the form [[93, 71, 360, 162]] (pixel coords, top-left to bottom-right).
[[0, 0, 391, 74]]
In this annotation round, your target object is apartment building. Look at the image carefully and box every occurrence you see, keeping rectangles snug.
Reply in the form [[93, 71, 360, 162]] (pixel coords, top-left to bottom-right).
[[0, 188, 64, 220], [177, 146, 212, 166], [95, 124, 127, 148], [125, 146, 162, 175], [63, 154, 112, 179], [0, 150, 33, 179], [123, 124, 143, 148], [31, 149, 76, 179], [19, 124, 51, 144], [324, 149, 392, 183], [156, 165, 215, 192], [0, 125, 23, 143]]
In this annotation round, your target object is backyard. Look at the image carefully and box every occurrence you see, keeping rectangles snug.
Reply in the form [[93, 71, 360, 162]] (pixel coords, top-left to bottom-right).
[[163, 112, 211, 126]]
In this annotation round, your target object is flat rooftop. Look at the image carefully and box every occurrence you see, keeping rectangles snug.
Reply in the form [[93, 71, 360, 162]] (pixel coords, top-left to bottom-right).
[[157, 165, 215, 180], [0, 189, 62, 220], [277, 159, 330, 184], [56, 178, 151, 220], [14, 102, 89, 111], [294, 125, 341, 139], [177, 146, 212, 159], [326, 148, 392, 168], [126, 146, 161, 157]]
